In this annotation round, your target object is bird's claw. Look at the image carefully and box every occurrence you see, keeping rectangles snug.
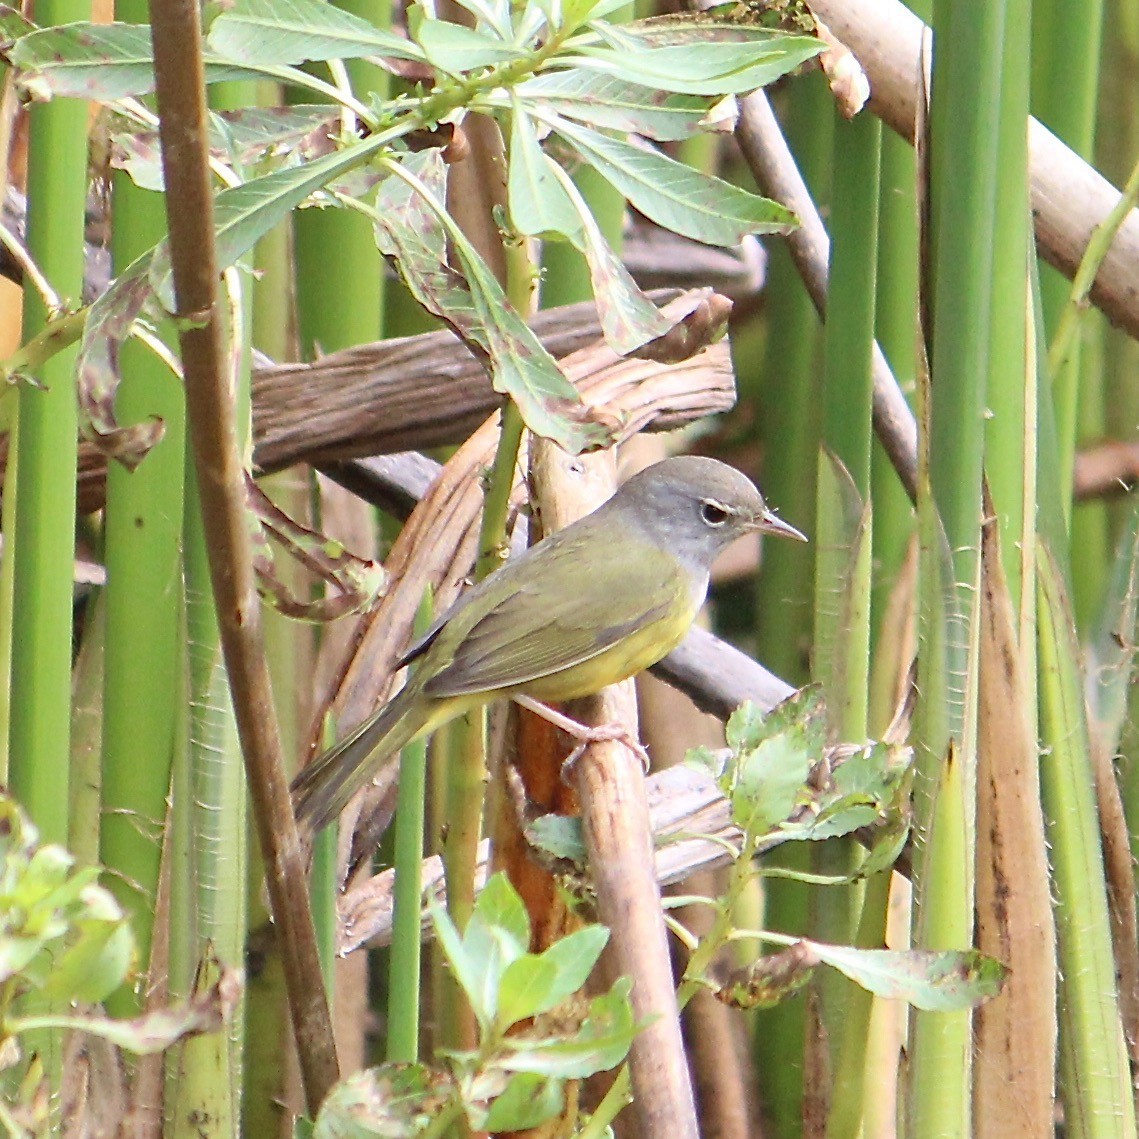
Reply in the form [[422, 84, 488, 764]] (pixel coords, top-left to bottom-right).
[[559, 722, 652, 782]]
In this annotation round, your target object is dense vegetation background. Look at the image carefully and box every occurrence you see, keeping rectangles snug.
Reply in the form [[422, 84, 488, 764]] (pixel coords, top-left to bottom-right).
[[0, 0, 1137, 1135]]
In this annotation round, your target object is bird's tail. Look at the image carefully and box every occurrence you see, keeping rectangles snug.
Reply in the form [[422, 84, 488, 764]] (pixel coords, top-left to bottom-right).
[[291, 683, 432, 832]]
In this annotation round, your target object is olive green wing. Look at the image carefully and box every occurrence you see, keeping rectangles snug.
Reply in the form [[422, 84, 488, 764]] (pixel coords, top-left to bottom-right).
[[421, 536, 685, 698]]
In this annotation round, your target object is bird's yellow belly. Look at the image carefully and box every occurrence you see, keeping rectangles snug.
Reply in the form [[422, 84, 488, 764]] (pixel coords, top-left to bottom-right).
[[514, 599, 697, 703]]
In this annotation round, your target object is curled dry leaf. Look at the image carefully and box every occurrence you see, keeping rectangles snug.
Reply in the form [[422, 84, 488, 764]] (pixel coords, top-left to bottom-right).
[[816, 18, 869, 118], [245, 475, 385, 622], [633, 289, 733, 365]]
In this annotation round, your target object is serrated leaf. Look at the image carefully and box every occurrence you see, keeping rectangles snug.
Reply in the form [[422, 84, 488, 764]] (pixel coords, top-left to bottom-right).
[[543, 158, 672, 352], [416, 17, 524, 73], [508, 106, 584, 240], [513, 70, 719, 140], [548, 115, 795, 246], [508, 107, 670, 353], [151, 128, 394, 308], [805, 941, 1007, 1011], [731, 731, 812, 835], [207, 0, 424, 66]]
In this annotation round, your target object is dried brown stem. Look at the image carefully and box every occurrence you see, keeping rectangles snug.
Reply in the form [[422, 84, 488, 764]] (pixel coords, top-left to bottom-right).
[[531, 443, 699, 1139], [147, 0, 338, 1110]]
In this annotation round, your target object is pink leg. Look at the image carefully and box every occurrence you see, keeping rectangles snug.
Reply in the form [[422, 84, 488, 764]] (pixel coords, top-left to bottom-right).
[[512, 694, 652, 774]]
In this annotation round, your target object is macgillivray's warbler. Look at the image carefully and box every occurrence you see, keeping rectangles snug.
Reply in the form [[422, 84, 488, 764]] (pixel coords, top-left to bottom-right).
[[291, 455, 806, 830]]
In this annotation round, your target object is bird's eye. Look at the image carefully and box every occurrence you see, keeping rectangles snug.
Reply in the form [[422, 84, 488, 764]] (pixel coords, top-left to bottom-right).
[[700, 500, 731, 527]]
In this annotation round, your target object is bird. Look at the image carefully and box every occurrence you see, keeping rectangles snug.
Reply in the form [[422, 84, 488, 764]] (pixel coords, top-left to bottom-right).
[[291, 455, 806, 830]]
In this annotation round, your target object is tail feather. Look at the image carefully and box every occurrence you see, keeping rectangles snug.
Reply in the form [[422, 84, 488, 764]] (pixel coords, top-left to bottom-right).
[[291, 683, 432, 831]]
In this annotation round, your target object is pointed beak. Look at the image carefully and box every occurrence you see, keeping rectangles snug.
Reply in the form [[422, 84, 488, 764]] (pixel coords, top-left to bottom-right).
[[757, 509, 808, 543]]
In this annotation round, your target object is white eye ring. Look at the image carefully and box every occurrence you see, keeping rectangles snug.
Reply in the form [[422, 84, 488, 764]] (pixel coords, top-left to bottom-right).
[[700, 500, 731, 527]]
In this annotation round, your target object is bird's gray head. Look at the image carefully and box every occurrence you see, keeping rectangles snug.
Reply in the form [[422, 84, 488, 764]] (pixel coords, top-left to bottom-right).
[[614, 455, 806, 570]]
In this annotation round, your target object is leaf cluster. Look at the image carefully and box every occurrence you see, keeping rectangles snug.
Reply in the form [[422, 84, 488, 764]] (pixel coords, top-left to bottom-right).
[[313, 874, 636, 1135], [0, 796, 238, 1121], [1, 0, 823, 463], [677, 691, 1003, 1014]]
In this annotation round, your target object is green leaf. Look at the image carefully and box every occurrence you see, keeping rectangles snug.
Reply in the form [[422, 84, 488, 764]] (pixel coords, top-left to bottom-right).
[[803, 941, 1008, 1011], [731, 730, 812, 835], [479, 1072, 564, 1132], [207, 0, 424, 66], [9, 22, 262, 101], [543, 157, 672, 352], [547, 115, 795, 246], [459, 873, 532, 1029], [151, 128, 395, 307], [429, 898, 491, 1027], [726, 687, 826, 752], [416, 18, 525, 73], [524, 813, 586, 862], [512, 70, 721, 140], [507, 106, 670, 353], [371, 152, 614, 454], [497, 925, 609, 1027], [508, 106, 584, 240], [471, 872, 532, 949], [536, 926, 609, 1002], [39, 909, 135, 1003], [497, 955, 561, 1030], [563, 20, 823, 94], [497, 977, 636, 1078], [113, 105, 341, 192]]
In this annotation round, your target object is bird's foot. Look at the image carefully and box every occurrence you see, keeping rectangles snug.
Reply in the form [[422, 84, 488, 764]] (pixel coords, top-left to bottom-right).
[[512, 695, 651, 776]]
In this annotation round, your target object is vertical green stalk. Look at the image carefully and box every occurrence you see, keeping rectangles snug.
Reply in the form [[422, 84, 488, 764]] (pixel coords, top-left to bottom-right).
[[909, 0, 1009, 1130], [750, 76, 831, 1138], [814, 108, 879, 1139], [292, 0, 387, 363], [1038, 547, 1136, 1139], [869, 121, 919, 681], [291, 0, 389, 989], [166, 78, 256, 1136], [8, 0, 90, 846], [751, 76, 831, 688], [100, 0, 187, 1005], [387, 594, 432, 1063], [1032, 0, 1104, 518], [983, 0, 1032, 623]]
